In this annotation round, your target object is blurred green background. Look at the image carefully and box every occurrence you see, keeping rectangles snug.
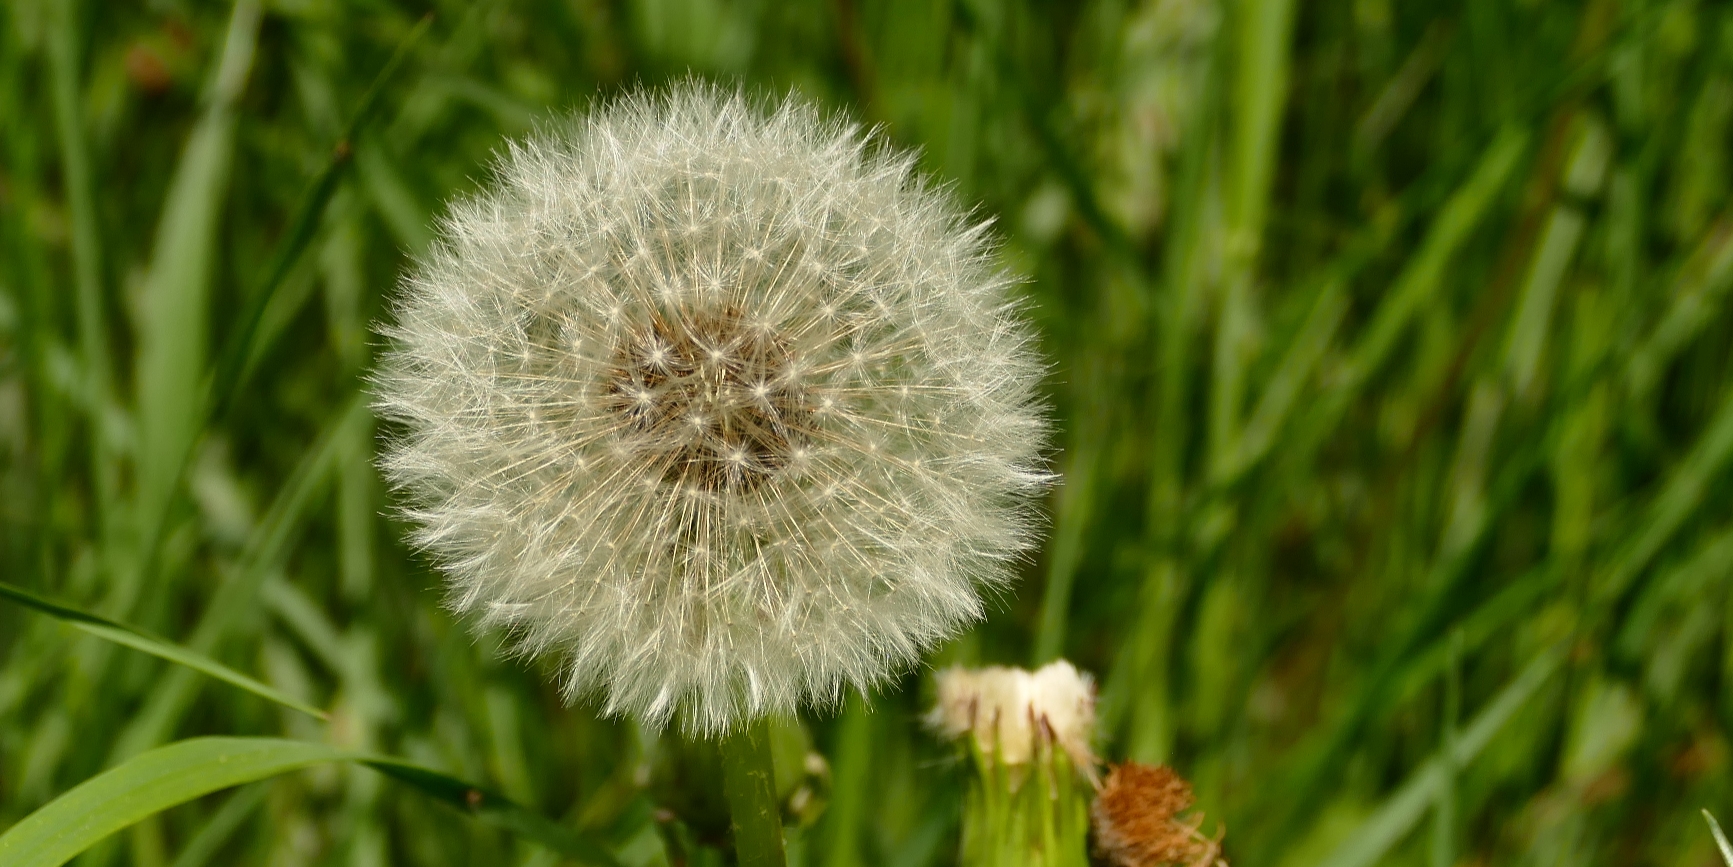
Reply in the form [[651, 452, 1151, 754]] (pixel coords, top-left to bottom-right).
[[4, 0, 1733, 864]]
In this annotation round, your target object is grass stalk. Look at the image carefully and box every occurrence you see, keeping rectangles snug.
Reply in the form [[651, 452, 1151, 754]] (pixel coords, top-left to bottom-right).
[[46, 0, 118, 520]]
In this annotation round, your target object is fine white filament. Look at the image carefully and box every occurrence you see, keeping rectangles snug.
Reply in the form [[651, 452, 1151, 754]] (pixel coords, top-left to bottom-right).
[[374, 84, 1050, 736]]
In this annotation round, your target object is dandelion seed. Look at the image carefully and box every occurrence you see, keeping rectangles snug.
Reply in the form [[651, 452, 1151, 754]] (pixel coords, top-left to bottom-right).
[[373, 82, 1051, 737]]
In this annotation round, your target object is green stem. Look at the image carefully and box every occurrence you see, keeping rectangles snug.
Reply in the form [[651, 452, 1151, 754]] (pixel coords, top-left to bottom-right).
[[721, 717, 786, 867]]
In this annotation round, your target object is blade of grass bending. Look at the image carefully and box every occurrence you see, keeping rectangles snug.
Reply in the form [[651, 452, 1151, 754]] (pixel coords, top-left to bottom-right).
[[1704, 810, 1733, 867], [0, 581, 325, 720], [111, 395, 371, 762], [0, 738, 342, 867], [0, 738, 622, 867], [209, 12, 435, 417], [1312, 647, 1562, 867]]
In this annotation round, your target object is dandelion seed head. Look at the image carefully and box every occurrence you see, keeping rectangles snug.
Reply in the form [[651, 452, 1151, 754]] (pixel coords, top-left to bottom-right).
[[373, 82, 1051, 736]]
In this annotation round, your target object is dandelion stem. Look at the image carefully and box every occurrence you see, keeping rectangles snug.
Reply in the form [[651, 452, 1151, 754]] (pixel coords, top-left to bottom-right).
[[721, 717, 785, 867]]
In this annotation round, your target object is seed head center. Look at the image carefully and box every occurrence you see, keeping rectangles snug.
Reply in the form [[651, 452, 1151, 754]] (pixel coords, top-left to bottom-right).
[[603, 307, 813, 491]]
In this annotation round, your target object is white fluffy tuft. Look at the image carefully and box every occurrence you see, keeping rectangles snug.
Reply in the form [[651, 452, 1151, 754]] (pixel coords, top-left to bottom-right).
[[373, 83, 1052, 736], [929, 661, 1096, 770]]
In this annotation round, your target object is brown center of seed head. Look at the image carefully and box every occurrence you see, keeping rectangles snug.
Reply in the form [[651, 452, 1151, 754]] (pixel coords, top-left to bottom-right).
[[602, 306, 814, 492]]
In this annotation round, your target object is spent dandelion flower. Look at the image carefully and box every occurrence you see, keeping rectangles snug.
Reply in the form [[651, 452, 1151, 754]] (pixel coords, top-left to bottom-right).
[[930, 660, 1097, 772], [931, 661, 1096, 867], [1091, 763, 1227, 867], [371, 82, 1052, 739]]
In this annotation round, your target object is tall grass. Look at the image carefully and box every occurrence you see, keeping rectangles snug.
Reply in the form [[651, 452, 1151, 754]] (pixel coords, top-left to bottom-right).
[[3, 0, 1732, 864]]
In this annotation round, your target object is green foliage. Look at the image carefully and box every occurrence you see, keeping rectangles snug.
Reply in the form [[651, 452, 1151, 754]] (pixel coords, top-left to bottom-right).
[[4, 0, 1733, 864], [0, 739, 351, 867], [957, 744, 1090, 867], [0, 737, 619, 867], [0, 580, 326, 719]]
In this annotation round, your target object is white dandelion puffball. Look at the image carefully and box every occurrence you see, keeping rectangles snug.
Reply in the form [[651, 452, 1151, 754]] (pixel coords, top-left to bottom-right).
[[374, 84, 1051, 736]]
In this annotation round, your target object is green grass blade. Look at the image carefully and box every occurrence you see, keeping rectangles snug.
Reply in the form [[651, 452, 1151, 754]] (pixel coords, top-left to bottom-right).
[[1627, 215, 1733, 401], [111, 395, 370, 761], [124, 0, 263, 621], [1226, 0, 1294, 239], [361, 759, 624, 866], [1705, 810, 1733, 867], [0, 738, 345, 867], [0, 581, 326, 719], [1312, 647, 1562, 867], [1353, 21, 1453, 156], [1208, 0, 1295, 475], [951, 0, 1141, 271], [1032, 409, 1102, 664], [209, 12, 434, 415], [1389, 565, 1556, 709], [46, 0, 118, 511], [1618, 526, 1733, 655], [1349, 126, 1529, 385], [0, 738, 623, 867], [1430, 631, 1464, 867], [1225, 276, 1348, 481], [1269, 127, 1529, 506], [1210, 0, 1295, 473], [1599, 381, 1733, 605], [356, 141, 434, 250], [1502, 116, 1610, 395]]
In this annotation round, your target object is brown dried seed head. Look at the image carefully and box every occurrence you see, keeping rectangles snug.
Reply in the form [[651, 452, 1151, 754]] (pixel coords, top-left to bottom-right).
[[1091, 762, 1225, 867]]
